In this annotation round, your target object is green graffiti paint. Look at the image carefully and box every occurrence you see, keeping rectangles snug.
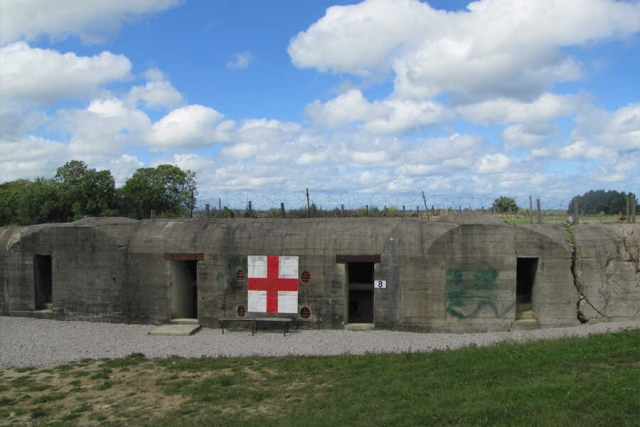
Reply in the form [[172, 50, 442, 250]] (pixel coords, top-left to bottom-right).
[[446, 264, 500, 319]]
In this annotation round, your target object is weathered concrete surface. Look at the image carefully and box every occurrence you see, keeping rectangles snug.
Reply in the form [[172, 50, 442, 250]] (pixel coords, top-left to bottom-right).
[[573, 224, 640, 322], [1, 217, 638, 333]]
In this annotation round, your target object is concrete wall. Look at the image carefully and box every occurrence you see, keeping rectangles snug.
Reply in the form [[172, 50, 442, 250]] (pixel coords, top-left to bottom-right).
[[1, 217, 638, 332], [573, 224, 640, 322]]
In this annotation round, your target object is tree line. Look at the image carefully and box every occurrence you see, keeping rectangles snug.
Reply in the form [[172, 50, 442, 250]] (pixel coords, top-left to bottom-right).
[[0, 161, 197, 226], [568, 190, 638, 215]]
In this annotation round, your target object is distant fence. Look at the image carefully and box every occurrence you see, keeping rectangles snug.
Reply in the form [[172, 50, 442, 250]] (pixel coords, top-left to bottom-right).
[[187, 190, 636, 224]]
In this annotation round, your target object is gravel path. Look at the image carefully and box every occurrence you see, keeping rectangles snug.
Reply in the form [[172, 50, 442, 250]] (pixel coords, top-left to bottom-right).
[[1, 316, 639, 368]]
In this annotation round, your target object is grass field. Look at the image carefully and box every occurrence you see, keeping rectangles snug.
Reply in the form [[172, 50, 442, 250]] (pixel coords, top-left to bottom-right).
[[0, 329, 638, 426]]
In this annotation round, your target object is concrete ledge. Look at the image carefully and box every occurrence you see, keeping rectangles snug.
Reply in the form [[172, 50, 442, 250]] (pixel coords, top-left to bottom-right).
[[170, 318, 199, 325], [344, 323, 375, 331], [149, 324, 201, 336]]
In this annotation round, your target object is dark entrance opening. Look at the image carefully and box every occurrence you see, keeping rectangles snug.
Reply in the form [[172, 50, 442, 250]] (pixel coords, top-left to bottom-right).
[[516, 258, 538, 320], [347, 262, 374, 323], [171, 260, 198, 319], [34, 255, 52, 310]]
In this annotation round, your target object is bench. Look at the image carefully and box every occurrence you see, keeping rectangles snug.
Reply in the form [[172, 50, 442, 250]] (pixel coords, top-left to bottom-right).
[[220, 317, 293, 336]]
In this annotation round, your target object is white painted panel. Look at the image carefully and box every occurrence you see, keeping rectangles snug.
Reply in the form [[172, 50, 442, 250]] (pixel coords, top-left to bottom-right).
[[279, 256, 298, 279], [248, 290, 266, 312], [278, 291, 298, 313], [248, 256, 267, 278]]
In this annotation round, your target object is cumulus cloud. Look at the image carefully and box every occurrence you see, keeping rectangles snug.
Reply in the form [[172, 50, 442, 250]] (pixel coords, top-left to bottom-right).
[[502, 125, 546, 151], [125, 68, 183, 109], [395, 134, 484, 177], [0, 0, 183, 44], [235, 119, 302, 144], [0, 136, 68, 181], [289, 0, 640, 100], [226, 51, 254, 70], [0, 42, 131, 104], [289, 0, 435, 76], [146, 105, 235, 150], [57, 97, 151, 158], [585, 153, 640, 184], [559, 140, 618, 160], [476, 153, 512, 174], [307, 89, 454, 134], [457, 93, 586, 126], [598, 103, 640, 149], [570, 102, 640, 151], [107, 154, 145, 187]]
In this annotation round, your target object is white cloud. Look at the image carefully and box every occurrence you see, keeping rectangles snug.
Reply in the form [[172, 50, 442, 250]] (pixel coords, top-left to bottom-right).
[[531, 147, 553, 158], [236, 119, 302, 144], [146, 105, 234, 150], [0, 136, 67, 181], [351, 150, 390, 166], [570, 102, 640, 152], [0, 0, 183, 44], [125, 68, 183, 109], [57, 97, 151, 158], [222, 142, 262, 159], [289, 0, 640, 100], [476, 153, 512, 174], [363, 98, 454, 134], [559, 140, 618, 160], [588, 156, 639, 184], [0, 42, 131, 103], [289, 0, 435, 76], [395, 134, 484, 176], [306, 90, 388, 128], [296, 151, 329, 166], [307, 89, 453, 134], [458, 93, 586, 126], [108, 154, 144, 187], [502, 125, 545, 151], [599, 102, 640, 149], [226, 51, 254, 70]]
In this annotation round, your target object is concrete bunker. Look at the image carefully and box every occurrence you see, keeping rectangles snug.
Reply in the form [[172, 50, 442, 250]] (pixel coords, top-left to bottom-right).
[[1, 218, 638, 332], [516, 257, 538, 320], [34, 255, 52, 311]]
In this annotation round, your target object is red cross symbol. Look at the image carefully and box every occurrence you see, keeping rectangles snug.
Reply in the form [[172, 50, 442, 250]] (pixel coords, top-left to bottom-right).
[[248, 256, 298, 313]]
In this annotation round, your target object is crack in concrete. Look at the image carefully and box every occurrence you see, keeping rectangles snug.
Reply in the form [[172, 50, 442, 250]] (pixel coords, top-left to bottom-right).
[[565, 225, 605, 323]]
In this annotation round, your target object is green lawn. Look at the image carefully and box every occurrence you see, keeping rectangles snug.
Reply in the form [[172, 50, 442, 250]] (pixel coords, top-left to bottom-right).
[[0, 329, 638, 426]]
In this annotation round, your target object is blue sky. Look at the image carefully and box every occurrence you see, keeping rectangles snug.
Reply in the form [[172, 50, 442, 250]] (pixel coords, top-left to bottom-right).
[[1, 0, 639, 211]]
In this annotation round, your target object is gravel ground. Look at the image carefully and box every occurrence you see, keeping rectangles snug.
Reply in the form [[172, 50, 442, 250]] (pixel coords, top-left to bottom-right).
[[1, 316, 639, 368]]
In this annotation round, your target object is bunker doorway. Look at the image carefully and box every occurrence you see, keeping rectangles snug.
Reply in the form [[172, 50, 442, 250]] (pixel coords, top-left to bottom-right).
[[34, 255, 52, 311], [348, 262, 374, 323], [516, 257, 538, 320], [170, 260, 198, 320]]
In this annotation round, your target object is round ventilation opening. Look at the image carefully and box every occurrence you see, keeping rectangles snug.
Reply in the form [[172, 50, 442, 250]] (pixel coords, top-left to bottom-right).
[[300, 306, 311, 320], [301, 270, 311, 284], [237, 305, 247, 317]]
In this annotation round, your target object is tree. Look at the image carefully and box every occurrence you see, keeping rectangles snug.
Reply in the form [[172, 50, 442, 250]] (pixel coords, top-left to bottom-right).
[[16, 178, 64, 225], [120, 164, 197, 220], [568, 190, 635, 215], [54, 160, 118, 221], [492, 196, 518, 213], [0, 179, 31, 225]]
